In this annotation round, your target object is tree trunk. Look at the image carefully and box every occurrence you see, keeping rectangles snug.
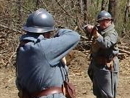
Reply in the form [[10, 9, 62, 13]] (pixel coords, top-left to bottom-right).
[[101, 0, 108, 11], [77, 0, 88, 23], [108, 0, 118, 23], [124, 0, 130, 23], [83, 0, 88, 23], [17, 0, 22, 27], [79, 0, 84, 14], [34, 0, 40, 10]]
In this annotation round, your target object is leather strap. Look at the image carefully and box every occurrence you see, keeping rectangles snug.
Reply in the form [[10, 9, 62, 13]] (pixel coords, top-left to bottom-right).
[[94, 56, 117, 70], [95, 56, 116, 65], [31, 87, 62, 97]]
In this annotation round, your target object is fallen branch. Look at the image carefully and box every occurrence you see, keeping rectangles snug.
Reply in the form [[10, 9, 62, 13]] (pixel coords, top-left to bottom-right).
[[119, 49, 130, 55], [118, 45, 130, 51], [81, 35, 88, 40], [0, 24, 22, 33]]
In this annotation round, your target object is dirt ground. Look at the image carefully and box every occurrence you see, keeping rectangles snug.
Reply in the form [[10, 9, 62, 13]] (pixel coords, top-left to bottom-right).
[[0, 50, 130, 98]]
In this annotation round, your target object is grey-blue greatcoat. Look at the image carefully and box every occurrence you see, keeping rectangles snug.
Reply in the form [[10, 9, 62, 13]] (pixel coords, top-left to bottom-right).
[[16, 29, 80, 98], [88, 23, 119, 98]]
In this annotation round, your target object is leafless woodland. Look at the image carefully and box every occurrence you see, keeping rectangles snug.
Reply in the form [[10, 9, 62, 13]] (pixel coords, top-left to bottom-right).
[[0, 0, 130, 98]]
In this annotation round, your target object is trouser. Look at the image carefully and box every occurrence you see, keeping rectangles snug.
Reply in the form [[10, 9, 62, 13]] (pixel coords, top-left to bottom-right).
[[88, 57, 119, 98], [91, 68, 118, 98]]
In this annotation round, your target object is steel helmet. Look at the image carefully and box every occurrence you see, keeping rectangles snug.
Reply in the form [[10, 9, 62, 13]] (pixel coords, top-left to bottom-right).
[[22, 8, 55, 33], [97, 10, 113, 22]]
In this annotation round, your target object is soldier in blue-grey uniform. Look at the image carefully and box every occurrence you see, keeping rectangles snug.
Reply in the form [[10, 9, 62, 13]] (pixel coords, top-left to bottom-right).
[[83, 10, 119, 98], [16, 8, 80, 98]]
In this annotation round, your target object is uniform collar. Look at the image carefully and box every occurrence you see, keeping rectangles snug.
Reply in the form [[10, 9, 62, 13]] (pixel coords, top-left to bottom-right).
[[100, 23, 115, 35], [20, 33, 45, 42]]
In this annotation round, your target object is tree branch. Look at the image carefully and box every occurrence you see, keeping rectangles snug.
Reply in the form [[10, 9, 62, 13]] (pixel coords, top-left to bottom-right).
[[0, 24, 22, 33]]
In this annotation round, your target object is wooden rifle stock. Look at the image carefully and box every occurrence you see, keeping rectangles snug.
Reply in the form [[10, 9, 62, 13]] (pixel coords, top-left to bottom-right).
[[82, 24, 98, 40]]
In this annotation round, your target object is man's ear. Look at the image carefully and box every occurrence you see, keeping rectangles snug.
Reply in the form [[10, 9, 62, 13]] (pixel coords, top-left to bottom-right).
[[43, 32, 51, 38]]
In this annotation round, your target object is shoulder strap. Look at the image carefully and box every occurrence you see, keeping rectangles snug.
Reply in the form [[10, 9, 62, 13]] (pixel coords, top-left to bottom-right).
[[59, 61, 69, 82]]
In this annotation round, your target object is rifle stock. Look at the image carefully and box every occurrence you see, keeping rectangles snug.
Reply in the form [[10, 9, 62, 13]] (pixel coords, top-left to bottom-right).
[[82, 24, 98, 40]]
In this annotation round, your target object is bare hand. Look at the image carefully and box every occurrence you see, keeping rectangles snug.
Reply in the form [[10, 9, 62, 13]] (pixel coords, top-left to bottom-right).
[[83, 24, 94, 33], [62, 57, 67, 65]]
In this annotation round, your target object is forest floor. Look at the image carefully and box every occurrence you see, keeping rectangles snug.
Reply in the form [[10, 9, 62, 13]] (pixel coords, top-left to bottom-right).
[[0, 50, 130, 98]]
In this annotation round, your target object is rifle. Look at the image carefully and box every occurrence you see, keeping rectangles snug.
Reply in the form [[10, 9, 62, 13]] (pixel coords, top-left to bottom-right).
[[82, 24, 98, 40]]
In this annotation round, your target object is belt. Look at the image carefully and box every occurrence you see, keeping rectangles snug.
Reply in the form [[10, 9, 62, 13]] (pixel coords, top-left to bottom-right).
[[95, 57, 108, 65], [31, 87, 62, 97], [94, 56, 117, 70], [94, 56, 116, 65]]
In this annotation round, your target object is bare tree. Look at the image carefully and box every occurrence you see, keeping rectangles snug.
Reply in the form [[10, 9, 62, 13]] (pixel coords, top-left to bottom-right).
[[124, 0, 130, 23], [34, 0, 41, 10], [83, 0, 88, 22], [101, 0, 109, 11], [17, 0, 22, 24], [108, 0, 118, 22], [77, 0, 88, 24]]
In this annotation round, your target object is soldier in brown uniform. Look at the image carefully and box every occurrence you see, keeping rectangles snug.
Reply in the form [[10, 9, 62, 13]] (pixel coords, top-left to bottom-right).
[[84, 10, 119, 98]]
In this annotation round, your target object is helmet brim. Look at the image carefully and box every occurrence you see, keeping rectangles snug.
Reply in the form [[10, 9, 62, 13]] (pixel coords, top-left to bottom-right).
[[22, 26, 55, 33], [97, 17, 113, 22]]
